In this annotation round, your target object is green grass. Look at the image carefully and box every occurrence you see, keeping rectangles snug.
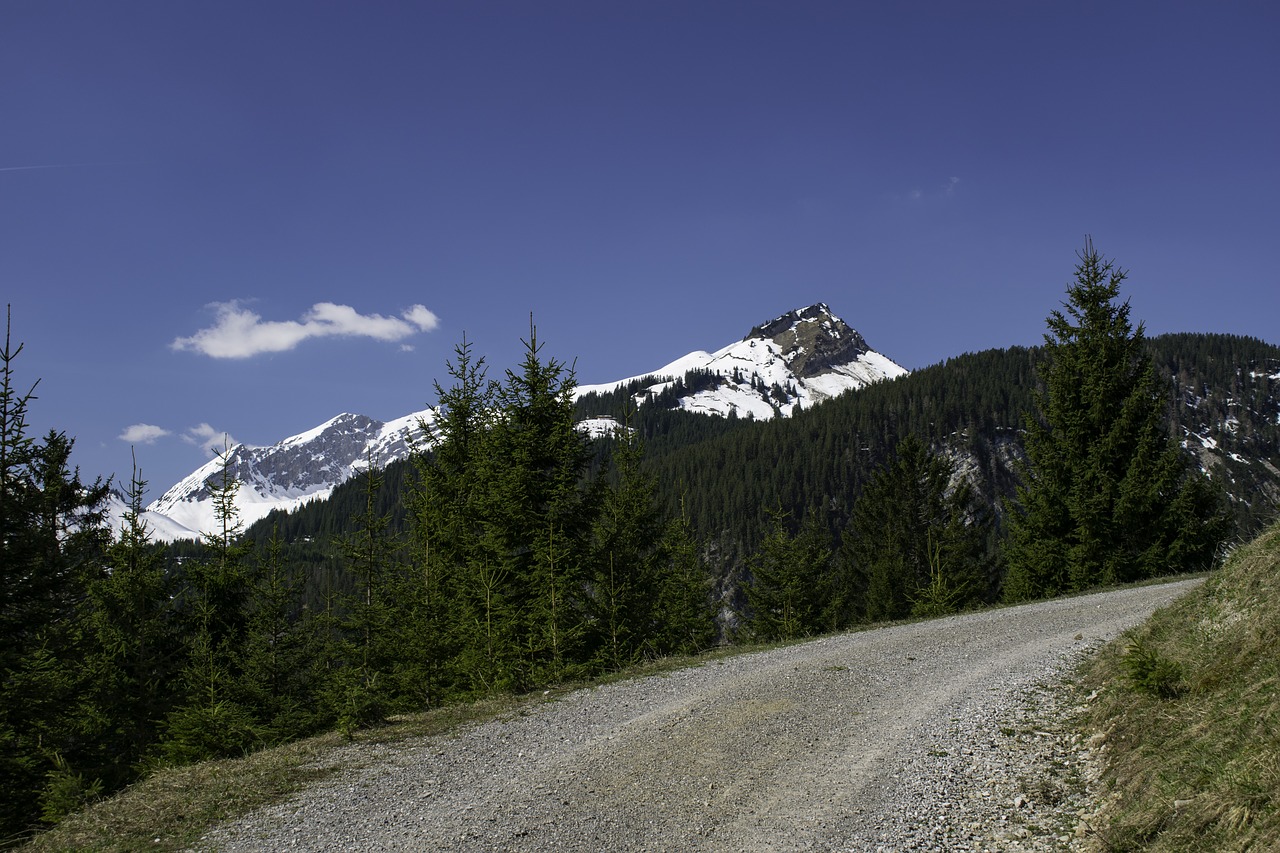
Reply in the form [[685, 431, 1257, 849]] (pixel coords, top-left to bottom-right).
[[1075, 521, 1280, 851]]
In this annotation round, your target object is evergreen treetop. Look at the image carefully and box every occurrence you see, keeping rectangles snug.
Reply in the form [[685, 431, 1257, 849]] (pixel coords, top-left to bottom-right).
[[1004, 240, 1228, 600]]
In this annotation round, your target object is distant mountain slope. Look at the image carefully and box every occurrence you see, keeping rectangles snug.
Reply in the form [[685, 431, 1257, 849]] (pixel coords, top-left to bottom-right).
[[144, 303, 902, 541]]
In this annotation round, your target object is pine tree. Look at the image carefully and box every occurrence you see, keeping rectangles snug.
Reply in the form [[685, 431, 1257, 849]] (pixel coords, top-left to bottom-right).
[[1004, 239, 1229, 600]]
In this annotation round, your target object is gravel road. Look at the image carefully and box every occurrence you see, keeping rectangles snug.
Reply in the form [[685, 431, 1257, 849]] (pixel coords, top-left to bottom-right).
[[197, 580, 1197, 852]]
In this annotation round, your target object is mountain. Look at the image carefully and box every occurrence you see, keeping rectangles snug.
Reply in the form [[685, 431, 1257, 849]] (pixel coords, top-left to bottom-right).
[[142, 304, 903, 541], [141, 411, 435, 541], [631, 334, 1280, 570], [576, 303, 907, 418]]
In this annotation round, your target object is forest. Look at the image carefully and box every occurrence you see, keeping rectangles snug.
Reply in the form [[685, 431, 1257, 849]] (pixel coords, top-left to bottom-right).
[[3, 245, 1276, 841]]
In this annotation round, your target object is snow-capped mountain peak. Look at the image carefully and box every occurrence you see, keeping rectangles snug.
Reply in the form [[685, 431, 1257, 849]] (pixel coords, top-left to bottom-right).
[[146, 409, 434, 538], [576, 303, 907, 419], [143, 304, 904, 541]]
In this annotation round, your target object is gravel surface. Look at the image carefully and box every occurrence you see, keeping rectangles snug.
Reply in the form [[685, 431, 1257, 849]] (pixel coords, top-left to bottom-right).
[[196, 580, 1197, 852]]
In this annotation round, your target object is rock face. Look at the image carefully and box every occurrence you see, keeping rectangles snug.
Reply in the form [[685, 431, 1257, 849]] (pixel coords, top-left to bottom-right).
[[747, 303, 874, 379]]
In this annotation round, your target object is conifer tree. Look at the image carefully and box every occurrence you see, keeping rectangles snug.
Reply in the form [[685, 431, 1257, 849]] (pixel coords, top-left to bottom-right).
[[587, 422, 664, 670], [161, 443, 259, 763], [239, 525, 327, 740], [482, 321, 597, 688], [0, 311, 111, 834], [329, 457, 398, 732], [408, 334, 497, 698], [840, 433, 989, 622], [652, 498, 718, 655], [1004, 240, 1228, 600], [744, 506, 833, 641], [84, 456, 181, 791]]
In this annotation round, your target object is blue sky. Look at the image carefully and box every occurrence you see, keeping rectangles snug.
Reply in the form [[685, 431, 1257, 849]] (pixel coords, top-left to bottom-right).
[[4, 1, 1277, 497]]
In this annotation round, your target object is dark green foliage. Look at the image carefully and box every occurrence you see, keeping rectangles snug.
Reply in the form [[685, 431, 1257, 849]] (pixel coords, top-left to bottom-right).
[[37, 753, 103, 826], [0, 311, 112, 838], [406, 326, 601, 695], [840, 434, 992, 622], [573, 333, 1278, 578], [651, 503, 718, 655], [744, 506, 834, 641], [404, 335, 494, 701], [577, 346, 1042, 572], [1121, 636, 1186, 700], [160, 448, 259, 764], [83, 459, 182, 790], [587, 427, 665, 670], [8, 296, 1280, 840], [328, 461, 398, 729], [1004, 241, 1230, 600], [238, 526, 330, 741], [486, 324, 598, 687]]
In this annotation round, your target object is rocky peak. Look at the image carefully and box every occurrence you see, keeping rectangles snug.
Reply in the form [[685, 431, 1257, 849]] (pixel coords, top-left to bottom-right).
[[747, 303, 872, 379]]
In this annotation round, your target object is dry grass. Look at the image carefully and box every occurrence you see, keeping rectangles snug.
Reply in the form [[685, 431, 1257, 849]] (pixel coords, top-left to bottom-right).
[[1076, 521, 1280, 852], [16, 646, 760, 852], [17, 695, 532, 852]]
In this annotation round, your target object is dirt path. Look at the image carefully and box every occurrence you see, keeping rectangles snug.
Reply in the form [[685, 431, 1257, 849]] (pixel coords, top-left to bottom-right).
[[198, 580, 1196, 851]]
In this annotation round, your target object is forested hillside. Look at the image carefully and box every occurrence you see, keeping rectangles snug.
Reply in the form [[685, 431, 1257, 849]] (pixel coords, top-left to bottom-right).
[[234, 331, 1280, 630], [574, 335, 1275, 571], [4, 289, 1276, 842], [259, 333, 1280, 560]]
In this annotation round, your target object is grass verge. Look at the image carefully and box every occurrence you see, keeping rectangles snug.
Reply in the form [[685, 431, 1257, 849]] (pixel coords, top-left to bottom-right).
[[1075, 521, 1280, 851], [18, 645, 759, 852]]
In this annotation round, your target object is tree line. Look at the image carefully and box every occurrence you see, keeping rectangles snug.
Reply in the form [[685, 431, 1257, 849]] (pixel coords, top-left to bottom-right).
[[1, 241, 1257, 840]]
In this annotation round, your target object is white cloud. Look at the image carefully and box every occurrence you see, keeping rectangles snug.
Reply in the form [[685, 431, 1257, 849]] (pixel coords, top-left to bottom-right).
[[171, 300, 441, 359], [119, 423, 171, 444], [183, 423, 238, 457], [403, 304, 440, 332]]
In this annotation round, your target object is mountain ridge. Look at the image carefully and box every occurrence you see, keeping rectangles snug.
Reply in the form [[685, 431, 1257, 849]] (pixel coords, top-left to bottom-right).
[[135, 303, 903, 541]]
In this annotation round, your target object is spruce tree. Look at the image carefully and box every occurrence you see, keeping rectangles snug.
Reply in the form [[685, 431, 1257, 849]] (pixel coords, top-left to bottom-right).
[[329, 456, 398, 732], [652, 499, 718, 655], [239, 524, 327, 741], [587, 422, 665, 670], [1004, 239, 1228, 600], [161, 444, 259, 764], [84, 456, 181, 792], [841, 433, 990, 622], [483, 321, 597, 688], [744, 506, 833, 641], [408, 334, 499, 698], [0, 311, 111, 834]]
